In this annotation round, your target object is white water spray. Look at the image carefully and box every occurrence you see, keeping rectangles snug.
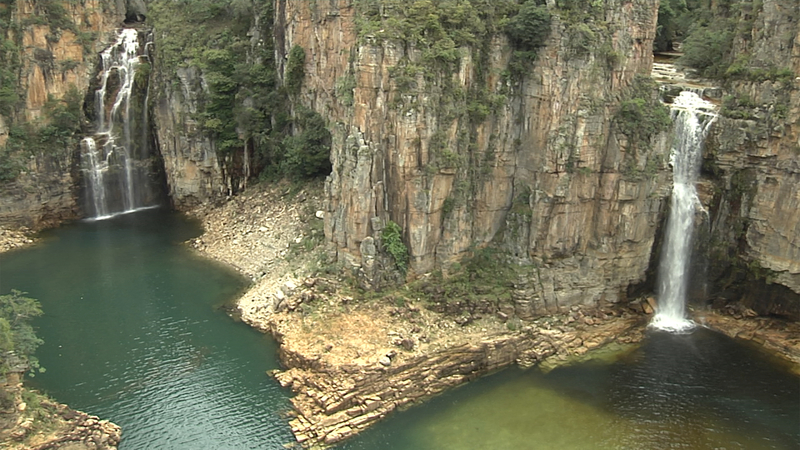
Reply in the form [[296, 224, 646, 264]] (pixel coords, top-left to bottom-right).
[[651, 91, 717, 333], [82, 28, 154, 219]]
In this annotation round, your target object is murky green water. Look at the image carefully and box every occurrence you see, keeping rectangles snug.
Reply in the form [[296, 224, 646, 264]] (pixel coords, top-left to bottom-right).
[[0, 209, 797, 450], [341, 329, 799, 450]]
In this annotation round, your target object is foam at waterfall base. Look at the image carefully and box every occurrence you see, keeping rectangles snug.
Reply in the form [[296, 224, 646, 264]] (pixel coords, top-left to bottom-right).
[[649, 313, 696, 334], [83, 205, 161, 222]]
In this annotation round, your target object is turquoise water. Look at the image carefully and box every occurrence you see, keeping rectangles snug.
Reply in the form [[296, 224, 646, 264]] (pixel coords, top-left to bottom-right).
[[0, 209, 295, 449], [0, 209, 797, 450]]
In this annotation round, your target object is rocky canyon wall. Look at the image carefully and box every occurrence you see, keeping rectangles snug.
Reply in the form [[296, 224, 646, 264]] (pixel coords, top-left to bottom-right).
[[0, 0, 139, 228], [697, 0, 800, 318], [2, 0, 796, 319], [280, 0, 670, 311], [151, 64, 227, 209]]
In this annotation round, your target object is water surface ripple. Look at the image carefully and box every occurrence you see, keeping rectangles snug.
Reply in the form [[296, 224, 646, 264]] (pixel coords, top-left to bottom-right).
[[0, 209, 797, 450], [0, 210, 294, 449]]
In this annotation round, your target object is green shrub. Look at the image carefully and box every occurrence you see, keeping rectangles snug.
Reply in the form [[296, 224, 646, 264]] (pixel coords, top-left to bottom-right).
[[614, 76, 672, 150], [0, 290, 44, 376], [679, 24, 734, 78], [0, 82, 18, 116], [654, 0, 695, 52], [3, 86, 83, 166], [504, 1, 551, 52], [382, 220, 409, 274], [285, 45, 306, 96], [335, 73, 356, 106], [282, 106, 331, 179], [0, 150, 21, 182]]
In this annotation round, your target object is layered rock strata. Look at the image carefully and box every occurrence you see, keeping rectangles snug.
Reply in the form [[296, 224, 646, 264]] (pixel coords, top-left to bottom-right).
[[0, 386, 121, 450], [255, 283, 645, 446], [0, 0, 131, 229], [693, 0, 800, 317], [280, 0, 670, 310]]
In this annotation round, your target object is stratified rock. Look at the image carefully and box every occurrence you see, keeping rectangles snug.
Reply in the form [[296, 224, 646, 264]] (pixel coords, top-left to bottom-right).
[[279, 0, 668, 310]]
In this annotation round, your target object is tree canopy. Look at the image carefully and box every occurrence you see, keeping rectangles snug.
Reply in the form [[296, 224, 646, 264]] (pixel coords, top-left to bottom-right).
[[0, 290, 44, 377]]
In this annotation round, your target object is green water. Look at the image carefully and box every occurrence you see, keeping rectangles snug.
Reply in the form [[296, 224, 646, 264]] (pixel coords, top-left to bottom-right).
[[0, 209, 797, 450], [0, 209, 295, 449], [341, 329, 799, 450]]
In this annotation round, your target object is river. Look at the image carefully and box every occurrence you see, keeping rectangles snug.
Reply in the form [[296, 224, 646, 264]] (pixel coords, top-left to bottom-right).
[[0, 209, 797, 449]]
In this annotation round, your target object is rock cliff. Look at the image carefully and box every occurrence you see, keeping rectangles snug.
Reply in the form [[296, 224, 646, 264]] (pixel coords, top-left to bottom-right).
[[0, 0, 796, 317], [694, 0, 800, 318], [0, 0, 134, 228], [279, 0, 670, 312], [151, 65, 227, 209]]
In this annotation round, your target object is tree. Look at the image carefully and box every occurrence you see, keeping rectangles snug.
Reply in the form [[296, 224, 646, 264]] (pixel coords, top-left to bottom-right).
[[281, 106, 332, 179], [0, 290, 44, 376], [284, 45, 306, 96], [655, 0, 689, 52], [504, 0, 551, 52]]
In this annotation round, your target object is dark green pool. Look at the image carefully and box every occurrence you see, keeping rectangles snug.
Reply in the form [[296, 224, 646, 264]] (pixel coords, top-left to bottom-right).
[[0, 209, 797, 450]]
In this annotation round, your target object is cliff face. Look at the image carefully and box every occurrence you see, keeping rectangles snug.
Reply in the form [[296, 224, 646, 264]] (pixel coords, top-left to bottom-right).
[[0, 0, 131, 228], [280, 0, 669, 310], [697, 0, 800, 318], [1, 0, 796, 317], [151, 66, 226, 209]]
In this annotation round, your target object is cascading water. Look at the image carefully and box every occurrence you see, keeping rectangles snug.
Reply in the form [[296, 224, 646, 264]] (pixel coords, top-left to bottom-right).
[[81, 28, 157, 219], [650, 91, 717, 333]]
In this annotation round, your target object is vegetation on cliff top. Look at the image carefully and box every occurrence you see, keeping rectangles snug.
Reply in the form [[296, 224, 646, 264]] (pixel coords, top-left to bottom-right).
[[353, 0, 552, 78], [149, 0, 331, 186], [0, 1, 87, 183], [661, 0, 795, 83]]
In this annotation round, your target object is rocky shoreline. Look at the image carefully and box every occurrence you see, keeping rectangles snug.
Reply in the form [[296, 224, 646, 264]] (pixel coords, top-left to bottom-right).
[[0, 228, 35, 254], [0, 235, 122, 450], [268, 299, 646, 446], [694, 309, 800, 372], [0, 384, 120, 450], [187, 181, 800, 448]]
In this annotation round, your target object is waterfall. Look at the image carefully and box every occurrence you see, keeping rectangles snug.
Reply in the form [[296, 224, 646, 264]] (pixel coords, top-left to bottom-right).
[[81, 28, 157, 220], [651, 91, 717, 333]]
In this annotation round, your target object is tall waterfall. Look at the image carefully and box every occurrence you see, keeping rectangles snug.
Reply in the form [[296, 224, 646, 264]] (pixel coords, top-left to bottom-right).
[[81, 28, 157, 219], [651, 91, 717, 333]]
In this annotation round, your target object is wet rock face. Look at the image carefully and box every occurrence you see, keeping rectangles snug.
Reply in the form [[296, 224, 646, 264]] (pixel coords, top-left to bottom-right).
[[280, 0, 668, 308], [0, 0, 128, 229]]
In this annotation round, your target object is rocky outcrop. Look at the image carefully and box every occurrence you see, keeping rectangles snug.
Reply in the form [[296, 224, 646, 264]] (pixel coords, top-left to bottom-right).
[[261, 283, 644, 446], [0, 385, 121, 450], [151, 66, 226, 210], [279, 0, 669, 310], [694, 0, 800, 317], [0, 228, 34, 253]]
